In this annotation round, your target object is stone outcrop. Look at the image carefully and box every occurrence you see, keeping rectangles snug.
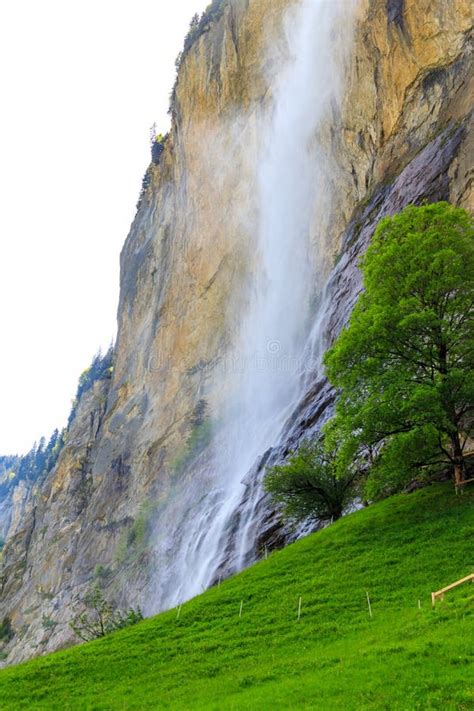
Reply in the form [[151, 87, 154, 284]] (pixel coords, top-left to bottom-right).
[[0, 0, 472, 664]]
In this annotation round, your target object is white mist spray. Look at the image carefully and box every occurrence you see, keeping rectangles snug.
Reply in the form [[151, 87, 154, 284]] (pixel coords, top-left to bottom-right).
[[147, 0, 356, 612]]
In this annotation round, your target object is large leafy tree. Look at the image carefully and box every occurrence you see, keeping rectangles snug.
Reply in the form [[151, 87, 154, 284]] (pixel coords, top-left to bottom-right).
[[324, 202, 474, 498]]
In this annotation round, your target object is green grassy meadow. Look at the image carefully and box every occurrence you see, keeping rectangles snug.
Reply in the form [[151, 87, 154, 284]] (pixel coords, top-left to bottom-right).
[[0, 483, 473, 710]]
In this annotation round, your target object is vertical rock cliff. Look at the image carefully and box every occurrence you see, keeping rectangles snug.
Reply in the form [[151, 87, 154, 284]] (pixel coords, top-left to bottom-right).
[[0, 0, 472, 664]]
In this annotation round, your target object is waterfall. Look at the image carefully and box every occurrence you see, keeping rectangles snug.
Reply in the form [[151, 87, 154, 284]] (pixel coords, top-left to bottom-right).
[[147, 0, 356, 613]]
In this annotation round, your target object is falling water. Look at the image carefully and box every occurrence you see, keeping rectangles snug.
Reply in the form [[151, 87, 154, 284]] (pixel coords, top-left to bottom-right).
[[148, 0, 356, 612]]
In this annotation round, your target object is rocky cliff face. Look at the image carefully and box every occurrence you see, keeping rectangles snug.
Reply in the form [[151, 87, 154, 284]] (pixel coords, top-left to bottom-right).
[[0, 0, 472, 665]]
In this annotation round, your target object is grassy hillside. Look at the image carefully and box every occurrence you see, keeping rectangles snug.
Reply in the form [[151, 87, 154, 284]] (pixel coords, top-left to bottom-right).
[[0, 483, 473, 710]]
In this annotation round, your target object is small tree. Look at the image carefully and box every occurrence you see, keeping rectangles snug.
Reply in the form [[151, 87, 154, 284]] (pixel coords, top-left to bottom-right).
[[264, 440, 359, 525], [324, 202, 474, 497], [70, 586, 143, 642]]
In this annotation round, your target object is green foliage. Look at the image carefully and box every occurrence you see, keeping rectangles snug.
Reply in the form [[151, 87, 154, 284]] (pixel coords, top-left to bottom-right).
[[68, 346, 114, 427], [115, 503, 154, 566], [171, 399, 212, 473], [41, 614, 57, 632], [0, 429, 66, 503], [324, 202, 474, 498], [150, 127, 168, 165], [0, 485, 472, 709], [136, 167, 152, 211], [114, 530, 130, 566], [0, 616, 13, 643], [0, 346, 114, 506], [0, 457, 20, 494], [264, 439, 359, 524], [93, 565, 112, 582], [126, 504, 151, 549], [69, 585, 143, 643], [182, 1, 226, 55]]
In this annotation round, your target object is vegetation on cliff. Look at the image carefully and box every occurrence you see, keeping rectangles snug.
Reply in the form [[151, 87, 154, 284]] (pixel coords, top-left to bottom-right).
[[0, 483, 472, 709], [169, 0, 228, 118], [0, 457, 21, 501], [182, 1, 227, 57], [151, 132, 167, 165], [171, 399, 212, 473], [0, 431, 64, 505], [0, 347, 114, 539], [67, 345, 113, 427]]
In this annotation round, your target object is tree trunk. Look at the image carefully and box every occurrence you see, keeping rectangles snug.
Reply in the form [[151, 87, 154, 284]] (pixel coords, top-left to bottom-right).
[[450, 432, 465, 486], [454, 462, 463, 486], [436, 339, 464, 485]]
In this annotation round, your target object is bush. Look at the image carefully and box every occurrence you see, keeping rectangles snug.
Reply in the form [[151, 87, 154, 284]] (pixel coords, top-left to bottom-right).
[[70, 586, 143, 642], [93, 565, 112, 582], [264, 439, 359, 525], [171, 400, 212, 473], [41, 614, 57, 631]]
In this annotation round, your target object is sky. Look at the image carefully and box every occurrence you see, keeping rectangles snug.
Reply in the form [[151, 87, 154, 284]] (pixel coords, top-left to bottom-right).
[[0, 0, 209, 454]]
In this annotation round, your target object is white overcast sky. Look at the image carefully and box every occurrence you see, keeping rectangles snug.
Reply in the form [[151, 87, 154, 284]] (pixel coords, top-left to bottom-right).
[[0, 0, 209, 454]]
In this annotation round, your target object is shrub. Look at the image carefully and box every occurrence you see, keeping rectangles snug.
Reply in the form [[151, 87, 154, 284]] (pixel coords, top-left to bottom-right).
[[41, 614, 57, 631], [70, 586, 143, 642], [93, 565, 112, 582], [264, 439, 359, 525], [171, 400, 212, 473]]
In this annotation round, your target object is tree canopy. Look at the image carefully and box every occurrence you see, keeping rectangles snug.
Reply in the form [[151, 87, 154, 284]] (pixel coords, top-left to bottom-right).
[[0, 430, 65, 501], [324, 202, 474, 499]]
